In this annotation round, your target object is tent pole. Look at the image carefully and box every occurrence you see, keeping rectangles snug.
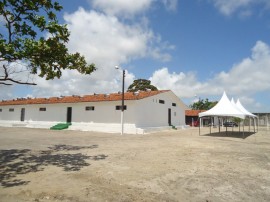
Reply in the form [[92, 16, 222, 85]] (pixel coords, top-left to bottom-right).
[[242, 121, 244, 139], [210, 117, 211, 134], [199, 117, 201, 136], [222, 118, 224, 129], [255, 117, 257, 132], [253, 117, 255, 133], [249, 117, 250, 132], [257, 117, 259, 132], [239, 120, 240, 134], [226, 117, 227, 136], [267, 115, 269, 131], [256, 115, 259, 132], [218, 117, 220, 133]]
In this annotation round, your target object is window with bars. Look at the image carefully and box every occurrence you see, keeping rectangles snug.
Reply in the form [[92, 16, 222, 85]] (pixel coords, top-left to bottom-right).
[[159, 100, 165, 104], [85, 106, 95, 111], [115, 105, 127, 110]]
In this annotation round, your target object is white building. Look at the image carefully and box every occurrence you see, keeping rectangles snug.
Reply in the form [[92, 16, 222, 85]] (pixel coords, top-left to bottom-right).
[[0, 90, 188, 134]]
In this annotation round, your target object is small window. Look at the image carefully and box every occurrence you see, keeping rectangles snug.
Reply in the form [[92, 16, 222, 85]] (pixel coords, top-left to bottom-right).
[[159, 99, 165, 104], [39, 108, 46, 111], [174, 112, 177, 116], [85, 106, 95, 111], [0, 109, 2, 112], [116, 105, 127, 110], [172, 103, 176, 107], [9, 108, 14, 112]]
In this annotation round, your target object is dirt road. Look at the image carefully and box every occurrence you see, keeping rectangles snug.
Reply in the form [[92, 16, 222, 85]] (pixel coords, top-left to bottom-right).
[[0, 126, 270, 201]]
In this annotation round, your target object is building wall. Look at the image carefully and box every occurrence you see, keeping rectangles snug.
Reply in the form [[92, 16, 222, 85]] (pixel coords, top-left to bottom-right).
[[253, 113, 270, 127], [0, 101, 136, 124], [0, 105, 22, 121], [71, 101, 136, 123], [135, 91, 186, 127], [0, 91, 187, 130]]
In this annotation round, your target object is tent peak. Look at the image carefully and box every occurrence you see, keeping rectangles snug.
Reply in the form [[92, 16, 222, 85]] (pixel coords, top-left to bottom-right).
[[231, 97, 236, 105], [199, 91, 245, 119], [236, 99, 257, 118]]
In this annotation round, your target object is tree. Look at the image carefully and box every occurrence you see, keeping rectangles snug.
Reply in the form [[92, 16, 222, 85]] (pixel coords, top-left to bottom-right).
[[127, 79, 158, 92], [232, 117, 242, 125], [189, 98, 217, 110], [0, 0, 95, 85]]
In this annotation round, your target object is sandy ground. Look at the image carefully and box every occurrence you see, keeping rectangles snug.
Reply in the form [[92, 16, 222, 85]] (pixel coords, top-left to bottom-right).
[[0, 126, 270, 202]]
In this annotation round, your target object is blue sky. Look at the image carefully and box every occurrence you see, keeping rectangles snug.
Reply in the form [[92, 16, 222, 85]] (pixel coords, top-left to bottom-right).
[[1, 0, 270, 112]]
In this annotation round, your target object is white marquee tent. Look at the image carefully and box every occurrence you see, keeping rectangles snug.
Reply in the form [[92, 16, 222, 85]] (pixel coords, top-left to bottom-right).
[[199, 92, 245, 119], [198, 92, 258, 137]]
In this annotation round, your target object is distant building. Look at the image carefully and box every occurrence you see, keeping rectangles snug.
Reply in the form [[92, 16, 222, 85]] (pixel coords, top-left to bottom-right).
[[0, 90, 188, 134], [185, 110, 206, 126], [253, 113, 270, 127]]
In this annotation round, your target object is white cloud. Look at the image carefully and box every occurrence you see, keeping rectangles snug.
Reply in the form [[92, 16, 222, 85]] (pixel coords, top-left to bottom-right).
[[31, 69, 135, 98], [162, 0, 178, 11], [209, 40, 270, 95], [0, 61, 35, 100], [0, 85, 14, 100], [1, 5, 173, 98], [150, 40, 270, 111], [211, 0, 252, 16], [26, 7, 171, 97], [0, 61, 36, 85], [64, 8, 154, 67], [150, 67, 205, 97], [210, 0, 270, 16], [88, 0, 179, 17], [89, 0, 154, 17]]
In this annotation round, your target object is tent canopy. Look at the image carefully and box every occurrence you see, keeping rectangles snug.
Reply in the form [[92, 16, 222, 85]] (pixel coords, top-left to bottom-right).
[[236, 99, 257, 118], [199, 92, 247, 119], [198, 92, 258, 136]]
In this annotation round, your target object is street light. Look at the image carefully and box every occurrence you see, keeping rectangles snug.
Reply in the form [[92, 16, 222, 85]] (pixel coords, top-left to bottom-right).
[[115, 66, 125, 135]]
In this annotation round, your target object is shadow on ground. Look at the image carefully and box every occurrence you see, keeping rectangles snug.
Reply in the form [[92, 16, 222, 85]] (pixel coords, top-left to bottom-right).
[[0, 144, 107, 188], [203, 131, 256, 139]]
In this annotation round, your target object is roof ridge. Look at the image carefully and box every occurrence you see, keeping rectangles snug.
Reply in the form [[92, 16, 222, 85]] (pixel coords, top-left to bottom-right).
[[0, 90, 170, 106]]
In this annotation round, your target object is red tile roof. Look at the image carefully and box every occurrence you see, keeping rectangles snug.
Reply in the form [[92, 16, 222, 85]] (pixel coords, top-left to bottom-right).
[[0, 90, 170, 106], [185, 110, 206, 116]]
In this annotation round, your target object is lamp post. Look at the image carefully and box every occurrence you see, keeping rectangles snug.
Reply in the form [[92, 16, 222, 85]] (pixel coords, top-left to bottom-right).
[[115, 66, 125, 135]]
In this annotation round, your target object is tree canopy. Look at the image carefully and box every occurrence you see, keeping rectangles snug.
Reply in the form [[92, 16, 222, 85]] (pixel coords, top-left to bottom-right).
[[189, 98, 217, 110], [127, 79, 158, 92], [0, 0, 96, 85]]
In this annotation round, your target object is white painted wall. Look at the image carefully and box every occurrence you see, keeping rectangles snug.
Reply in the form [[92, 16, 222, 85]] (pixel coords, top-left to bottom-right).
[[71, 101, 136, 124], [0, 101, 136, 123], [0, 105, 23, 121], [0, 91, 187, 133], [135, 91, 186, 127]]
